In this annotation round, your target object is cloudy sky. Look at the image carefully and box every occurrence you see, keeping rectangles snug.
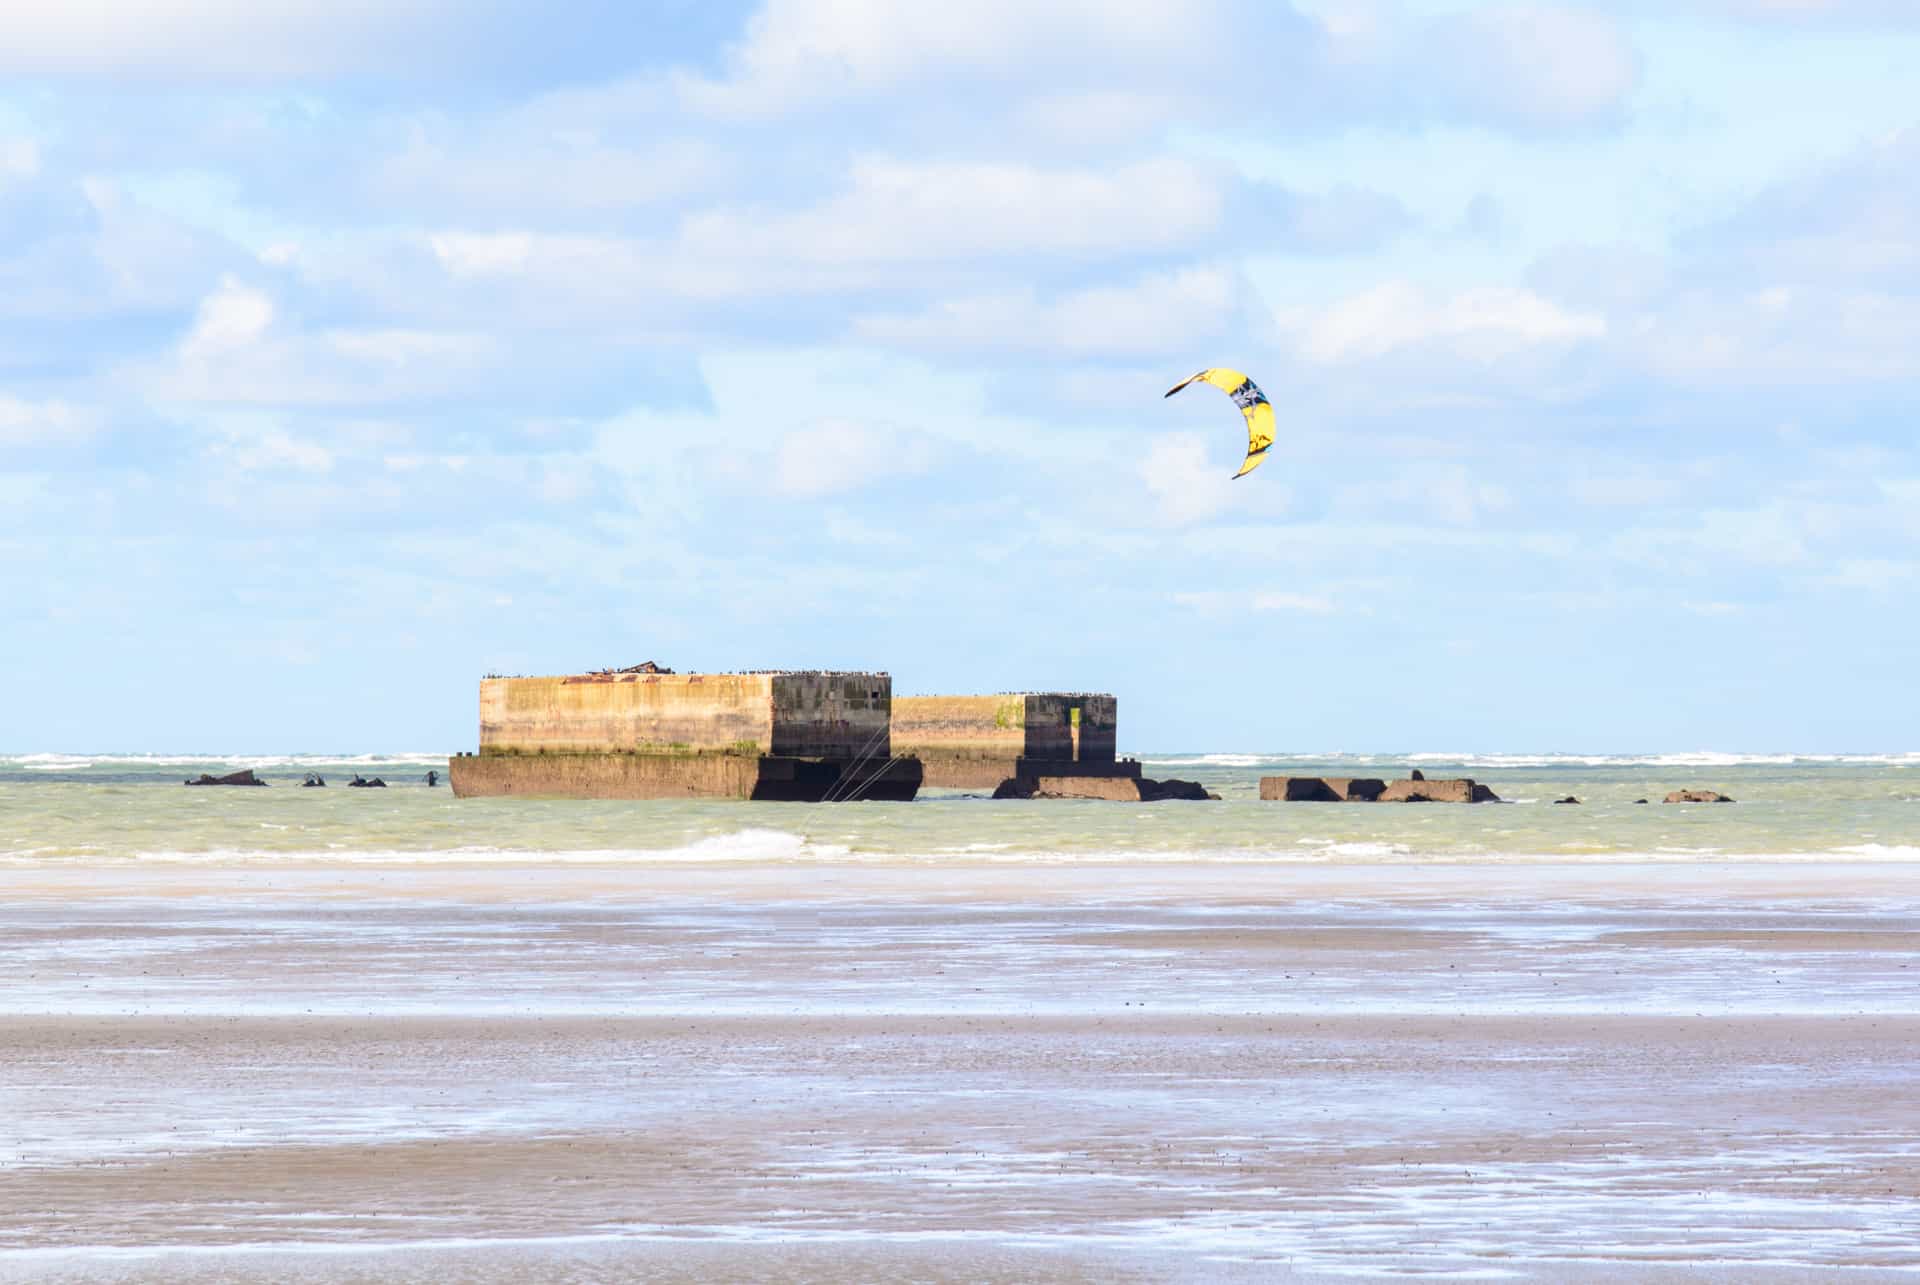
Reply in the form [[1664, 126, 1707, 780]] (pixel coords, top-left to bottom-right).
[[4, 0, 1917, 752]]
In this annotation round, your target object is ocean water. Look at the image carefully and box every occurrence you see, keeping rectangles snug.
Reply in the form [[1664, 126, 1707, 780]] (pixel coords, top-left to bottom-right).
[[3, 750, 1915, 866], [7, 751, 1920, 1277]]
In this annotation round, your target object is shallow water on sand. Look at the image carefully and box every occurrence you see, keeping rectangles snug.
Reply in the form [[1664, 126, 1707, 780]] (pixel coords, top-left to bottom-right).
[[2, 752, 1917, 866], [3, 753, 1919, 1278]]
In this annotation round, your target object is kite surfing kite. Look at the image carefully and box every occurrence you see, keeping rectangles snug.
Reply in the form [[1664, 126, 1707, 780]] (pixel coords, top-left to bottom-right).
[[1164, 367, 1274, 479]]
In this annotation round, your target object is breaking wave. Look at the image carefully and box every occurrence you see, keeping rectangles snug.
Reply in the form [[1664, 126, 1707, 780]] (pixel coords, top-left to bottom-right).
[[1142, 751, 1920, 769]]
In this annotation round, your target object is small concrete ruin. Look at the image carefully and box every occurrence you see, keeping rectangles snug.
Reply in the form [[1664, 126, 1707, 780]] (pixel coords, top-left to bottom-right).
[[891, 693, 1134, 788], [1259, 776, 1499, 803], [892, 692, 1214, 799], [449, 671, 922, 801]]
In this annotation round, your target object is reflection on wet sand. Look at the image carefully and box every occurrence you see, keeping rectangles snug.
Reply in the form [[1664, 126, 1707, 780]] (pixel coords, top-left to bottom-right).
[[3, 863, 1919, 1279]]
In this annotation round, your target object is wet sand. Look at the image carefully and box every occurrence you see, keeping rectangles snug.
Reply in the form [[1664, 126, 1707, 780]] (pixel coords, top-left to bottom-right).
[[4, 862, 1920, 1279]]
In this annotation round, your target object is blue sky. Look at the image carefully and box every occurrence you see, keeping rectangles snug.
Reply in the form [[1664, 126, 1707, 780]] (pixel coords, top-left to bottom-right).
[[3, 0, 1917, 753]]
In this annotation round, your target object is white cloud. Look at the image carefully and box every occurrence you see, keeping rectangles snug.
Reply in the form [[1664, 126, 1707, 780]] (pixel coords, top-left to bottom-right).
[[157, 278, 505, 408], [0, 396, 100, 448], [0, 1, 455, 79], [1299, 282, 1606, 363], [0, 137, 38, 181], [678, 0, 1207, 117], [773, 419, 924, 498], [430, 232, 532, 277], [1824, 558, 1917, 590], [1611, 504, 1812, 571], [679, 0, 1636, 132], [853, 267, 1253, 357], [376, 134, 724, 217], [682, 156, 1226, 267], [181, 277, 275, 357], [1572, 475, 1683, 508], [1176, 589, 1337, 614], [211, 429, 335, 475], [1425, 6, 1639, 128], [1138, 433, 1248, 525], [1693, 0, 1920, 23]]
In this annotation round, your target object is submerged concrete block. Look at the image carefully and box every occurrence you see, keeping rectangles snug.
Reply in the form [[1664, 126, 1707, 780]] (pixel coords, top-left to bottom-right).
[[455, 670, 913, 801], [1258, 777, 1389, 801], [1380, 778, 1486, 803], [893, 693, 1122, 788], [1260, 776, 1495, 803], [1664, 789, 1734, 803], [449, 752, 921, 801], [478, 671, 893, 759], [994, 775, 1215, 801]]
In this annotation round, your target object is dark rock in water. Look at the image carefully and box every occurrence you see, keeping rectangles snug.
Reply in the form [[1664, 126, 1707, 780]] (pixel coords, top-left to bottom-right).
[[994, 775, 1215, 801], [302, 773, 326, 788], [1410, 768, 1425, 781], [1634, 798, 1648, 804], [1552, 796, 1581, 805], [1381, 778, 1492, 804], [1261, 775, 1497, 803], [185, 770, 267, 787], [1137, 777, 1213, 801], [347, 775, 388, 788], [1261, 776, 1344, 802], [1665, 789, 1734, 804]]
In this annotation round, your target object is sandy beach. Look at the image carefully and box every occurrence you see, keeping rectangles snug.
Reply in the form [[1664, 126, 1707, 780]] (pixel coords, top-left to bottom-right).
[[5, 860, 1920, 1279]]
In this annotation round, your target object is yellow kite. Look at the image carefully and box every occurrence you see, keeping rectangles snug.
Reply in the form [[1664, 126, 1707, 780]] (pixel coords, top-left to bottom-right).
[[1163, 368, 1275, 479]]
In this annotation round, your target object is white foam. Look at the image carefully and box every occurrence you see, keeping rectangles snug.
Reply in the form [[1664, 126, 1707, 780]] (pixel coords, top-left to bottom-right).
[[1139, 750, 1920, 769], [105, 829, 857, 867], [1, 752, 454, 769], [1405, 751, 1917, 768], [1833, 843, 1920, 860]]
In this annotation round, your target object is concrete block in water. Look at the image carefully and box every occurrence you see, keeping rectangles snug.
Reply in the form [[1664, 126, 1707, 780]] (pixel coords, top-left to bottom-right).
[[1260, 776, 1496, 803], [1259, 777, 1388, 801], [449, 751, 921, 801], [1379, 778, 1497, 803], [892, 693, 1130, 789], [451, 670, 919, 801], [994, 775, 1215, 801]]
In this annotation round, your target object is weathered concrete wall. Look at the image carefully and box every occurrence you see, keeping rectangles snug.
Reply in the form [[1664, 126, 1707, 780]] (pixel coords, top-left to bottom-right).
[[769, 673, 892, 758], [477, 672, 890, 759], [479, 673, 774, 756], [890, 695, 1031, 760], [892, 693, 1121, 787], [452, 751, 763, 798], [449, 751, 921, 801]]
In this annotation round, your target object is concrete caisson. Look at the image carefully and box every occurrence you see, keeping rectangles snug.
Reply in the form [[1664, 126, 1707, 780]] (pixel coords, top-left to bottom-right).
[[449, 671, 921, 801], [890, 693, 1139, 792]]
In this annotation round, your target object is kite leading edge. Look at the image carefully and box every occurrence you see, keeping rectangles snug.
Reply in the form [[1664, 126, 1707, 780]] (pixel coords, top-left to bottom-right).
[[1164, 367, 1275, 479]]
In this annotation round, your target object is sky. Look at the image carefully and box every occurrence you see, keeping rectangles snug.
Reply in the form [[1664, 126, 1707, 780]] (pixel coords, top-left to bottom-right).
[[3, 0, 1918, 753]]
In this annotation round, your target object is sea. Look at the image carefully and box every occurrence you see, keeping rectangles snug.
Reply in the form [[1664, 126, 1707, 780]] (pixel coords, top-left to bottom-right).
[[6, 751, 1920, 1278], [4, 750, 1916, 867]]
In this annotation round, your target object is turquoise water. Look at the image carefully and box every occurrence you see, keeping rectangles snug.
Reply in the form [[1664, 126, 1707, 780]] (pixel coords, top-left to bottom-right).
[[4, 751, 1915, 865]]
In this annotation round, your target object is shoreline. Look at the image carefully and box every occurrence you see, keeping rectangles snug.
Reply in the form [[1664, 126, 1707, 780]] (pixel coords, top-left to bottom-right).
[[6, 856, 1920, 901], [6, 1011, 1918, 1276]]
